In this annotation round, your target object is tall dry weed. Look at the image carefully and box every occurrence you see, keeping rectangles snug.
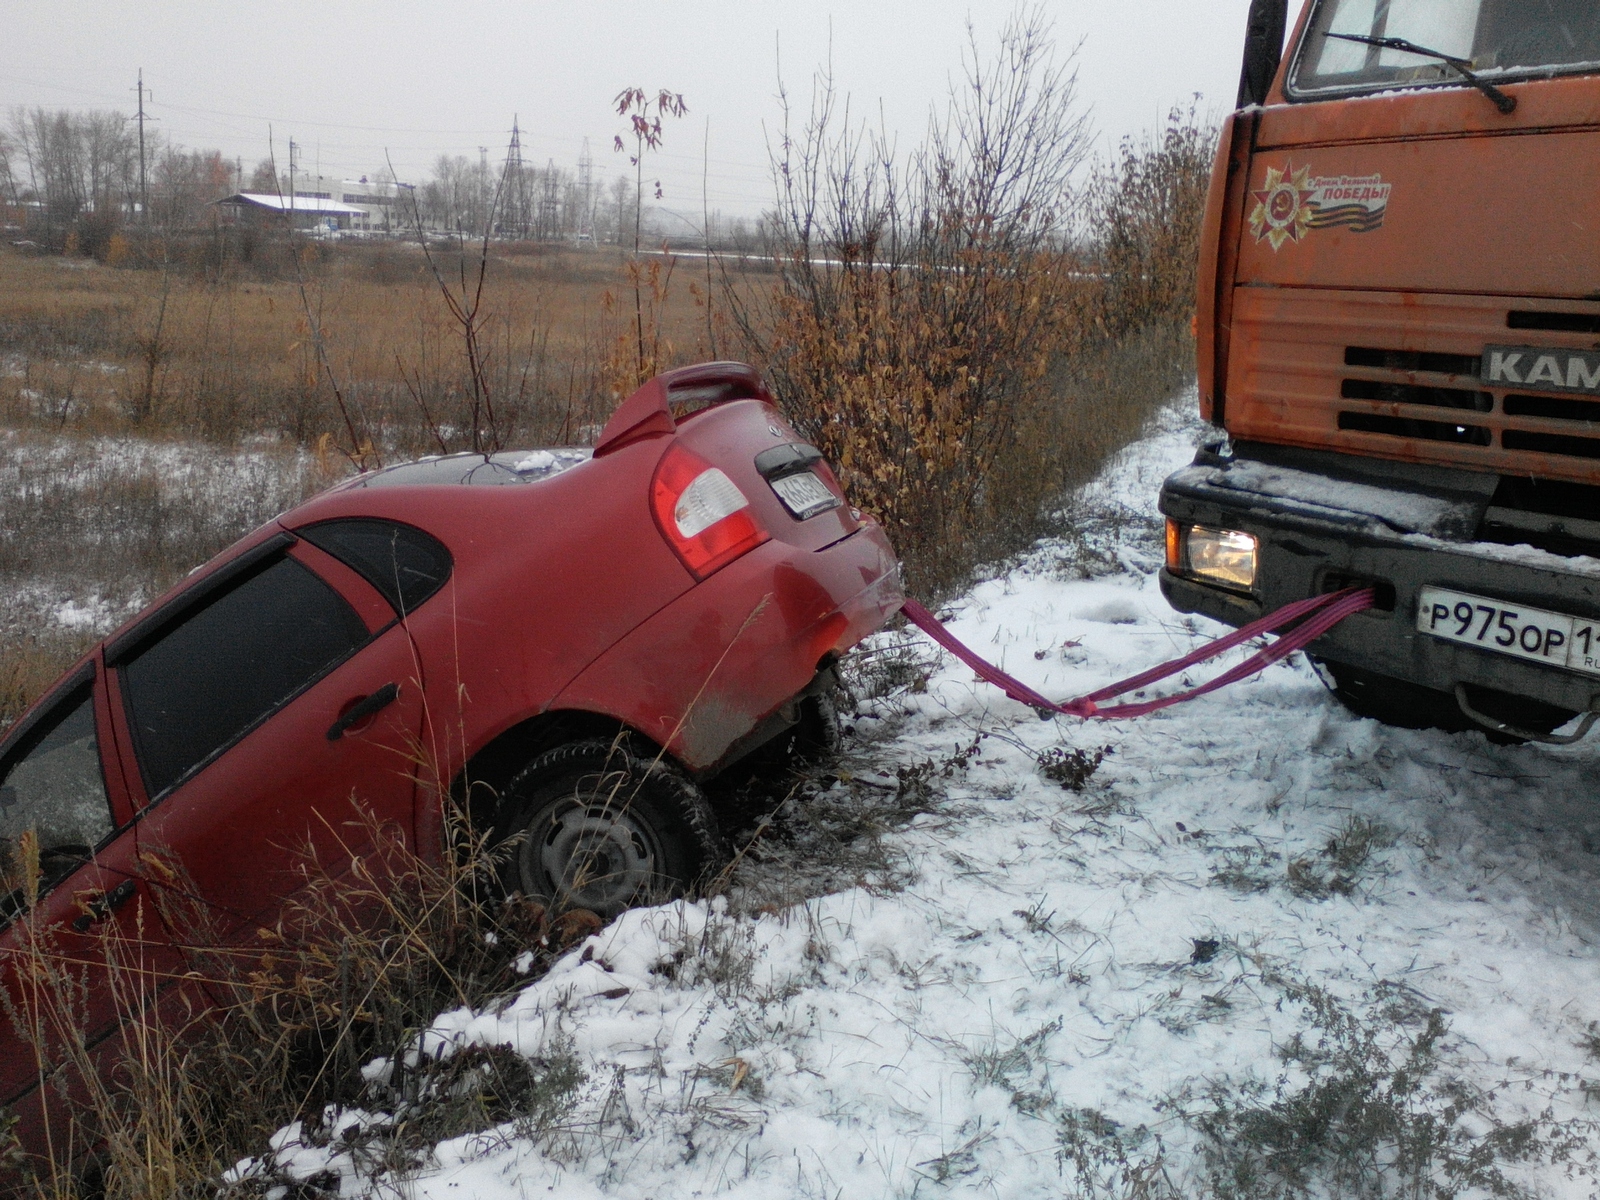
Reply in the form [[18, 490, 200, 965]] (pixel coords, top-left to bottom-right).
[[0, 801, 592, 1198]]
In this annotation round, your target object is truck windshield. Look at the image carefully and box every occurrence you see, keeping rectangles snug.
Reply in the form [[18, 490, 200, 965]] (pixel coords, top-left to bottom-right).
[[1290, 0, 1600, 98]]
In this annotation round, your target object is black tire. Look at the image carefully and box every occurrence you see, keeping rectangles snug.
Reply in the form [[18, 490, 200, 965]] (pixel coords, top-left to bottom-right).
[[496, 739, 722, 919], [1316, 658, 1577, 744], [773, 689, 843, 765]]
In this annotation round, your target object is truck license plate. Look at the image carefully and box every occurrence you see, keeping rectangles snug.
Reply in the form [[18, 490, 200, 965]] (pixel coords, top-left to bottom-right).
[[1416, 586, 1600, 679], [769, 470, 842, 520]]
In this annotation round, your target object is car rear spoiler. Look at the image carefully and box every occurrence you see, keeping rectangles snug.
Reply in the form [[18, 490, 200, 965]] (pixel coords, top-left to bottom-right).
[[593, 362, 776, 457]]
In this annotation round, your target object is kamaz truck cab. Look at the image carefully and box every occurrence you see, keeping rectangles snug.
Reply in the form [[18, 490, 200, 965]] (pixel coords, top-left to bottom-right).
[[1161, 0, 1600, 741]]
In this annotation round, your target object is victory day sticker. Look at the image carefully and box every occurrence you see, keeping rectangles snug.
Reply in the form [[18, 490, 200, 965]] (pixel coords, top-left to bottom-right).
[[1249, 163, 1392, 250]]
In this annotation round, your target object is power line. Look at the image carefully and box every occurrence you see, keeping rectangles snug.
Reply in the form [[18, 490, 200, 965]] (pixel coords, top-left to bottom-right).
[[1, 70, 775, 174]]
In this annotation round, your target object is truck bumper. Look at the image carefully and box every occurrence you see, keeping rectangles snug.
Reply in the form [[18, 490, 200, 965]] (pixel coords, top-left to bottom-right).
[[1159, 447, 1600, 715]]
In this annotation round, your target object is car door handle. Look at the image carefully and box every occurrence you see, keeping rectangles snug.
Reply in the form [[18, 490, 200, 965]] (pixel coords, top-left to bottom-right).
[[72, 878, 138, 933], [327, 682, 400, 741]]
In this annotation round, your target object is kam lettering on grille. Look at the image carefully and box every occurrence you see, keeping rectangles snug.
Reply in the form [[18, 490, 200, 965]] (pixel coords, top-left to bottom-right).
[[1417, 586, 1600, 680], [1485, 345, 1600, 396]]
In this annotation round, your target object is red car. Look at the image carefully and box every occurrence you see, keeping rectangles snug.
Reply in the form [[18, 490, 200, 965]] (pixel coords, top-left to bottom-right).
[[0, 361, 902, 1164]]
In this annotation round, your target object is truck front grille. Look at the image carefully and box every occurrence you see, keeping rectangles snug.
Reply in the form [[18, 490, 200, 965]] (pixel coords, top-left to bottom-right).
[[1507, 310, 1600, 334], [1336, 412, 1491, 444], [1343, 346, 1482, 375], [1339, 378, 1492, 412], [1502, 393, 1600, 422], [1501, 429, 1600, 460], [1224, 288, 1600, 486]]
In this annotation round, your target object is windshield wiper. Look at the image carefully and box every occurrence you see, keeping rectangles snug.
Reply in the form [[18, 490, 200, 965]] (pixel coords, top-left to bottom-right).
[[1325, 31, 1517, 113]]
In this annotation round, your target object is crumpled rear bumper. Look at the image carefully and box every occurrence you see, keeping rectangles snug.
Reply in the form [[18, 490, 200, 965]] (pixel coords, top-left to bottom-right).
[[552, 520, 903, 772]]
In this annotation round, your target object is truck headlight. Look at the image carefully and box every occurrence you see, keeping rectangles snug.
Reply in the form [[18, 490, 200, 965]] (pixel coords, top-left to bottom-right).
[[1167, 521, 1258, 590]]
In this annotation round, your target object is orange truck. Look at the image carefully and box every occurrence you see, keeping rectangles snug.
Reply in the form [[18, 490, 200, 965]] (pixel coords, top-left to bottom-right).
[[1160, 0, 1600, 742]]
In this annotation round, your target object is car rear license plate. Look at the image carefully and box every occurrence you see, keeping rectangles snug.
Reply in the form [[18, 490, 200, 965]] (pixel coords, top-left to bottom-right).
[[1416, 586, 1600, 678], [770, 470, 842, 520]]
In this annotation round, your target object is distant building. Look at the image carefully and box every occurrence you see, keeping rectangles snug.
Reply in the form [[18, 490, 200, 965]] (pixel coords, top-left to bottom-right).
[[216, 192, 368, 231], [292, 174, 412, 232], [216, 174, 413, 233]]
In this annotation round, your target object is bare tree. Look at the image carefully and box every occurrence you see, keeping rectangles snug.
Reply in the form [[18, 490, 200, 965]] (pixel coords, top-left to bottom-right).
[[247, 158, 281, 193], [0, 127, 21, 211], [420, 153, 496, 235], [395, 150, 511, 454], [605, 174, 634, 245], [6, 106, 140, 250], [729, 7, 1095, 592], [613, 88, 687, 379]]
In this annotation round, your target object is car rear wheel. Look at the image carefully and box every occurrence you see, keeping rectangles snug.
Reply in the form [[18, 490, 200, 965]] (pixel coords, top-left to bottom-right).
[[497, 739, 722, 919], [770, 688, 843, 765], [1315, 658, 1577, 745]]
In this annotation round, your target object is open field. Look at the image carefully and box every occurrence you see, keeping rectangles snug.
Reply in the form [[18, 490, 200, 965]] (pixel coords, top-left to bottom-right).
[[0, 241, 722, 457], [0, 226, 1196, 731]]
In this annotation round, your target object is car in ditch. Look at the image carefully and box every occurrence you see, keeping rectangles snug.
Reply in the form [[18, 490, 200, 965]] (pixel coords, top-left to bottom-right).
[[0, 360, 903, 1169]]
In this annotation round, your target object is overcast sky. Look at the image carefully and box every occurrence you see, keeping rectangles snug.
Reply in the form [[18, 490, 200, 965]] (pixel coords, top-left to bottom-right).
[[2, 0, 1256, 218]]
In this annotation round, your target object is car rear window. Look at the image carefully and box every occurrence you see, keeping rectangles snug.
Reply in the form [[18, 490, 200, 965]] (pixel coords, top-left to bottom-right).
[[120, 556, 370, 798], [297, 518, 453, 616]]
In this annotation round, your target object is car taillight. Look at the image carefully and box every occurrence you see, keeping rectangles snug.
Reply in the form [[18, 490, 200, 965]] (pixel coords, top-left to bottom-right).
[[651, 443, 770, 579]]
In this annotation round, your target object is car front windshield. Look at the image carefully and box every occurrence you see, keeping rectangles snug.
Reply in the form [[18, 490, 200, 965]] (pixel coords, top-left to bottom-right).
[[1291, 0, 1600, 97]]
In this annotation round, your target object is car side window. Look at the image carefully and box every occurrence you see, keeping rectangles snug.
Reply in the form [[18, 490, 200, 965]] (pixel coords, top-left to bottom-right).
[[0, 684, 112, 913], [296, 519, 453, 616], [119, 555, 371, 799]]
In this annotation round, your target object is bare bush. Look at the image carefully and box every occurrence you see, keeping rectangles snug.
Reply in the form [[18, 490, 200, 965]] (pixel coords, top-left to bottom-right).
[[730, 14, 1214, 597], [1054, 969, 1600, 1200], [1188, 972, 1598, 1200], [1085, 101, 1215, 344], [731, 11, 1092, 595]]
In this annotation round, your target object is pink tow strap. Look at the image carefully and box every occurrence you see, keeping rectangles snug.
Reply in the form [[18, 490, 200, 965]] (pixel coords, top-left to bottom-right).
[[899, 586, 1376, 719]]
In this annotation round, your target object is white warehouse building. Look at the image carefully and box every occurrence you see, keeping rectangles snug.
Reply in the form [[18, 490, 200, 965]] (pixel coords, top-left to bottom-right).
[[285, 174, 414, 231]]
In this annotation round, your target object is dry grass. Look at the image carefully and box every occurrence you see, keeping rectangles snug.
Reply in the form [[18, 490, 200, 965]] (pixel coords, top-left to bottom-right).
[[0, 804, 595, 1198], [0, 626, 96, 737], [0, 241, 720, 459], [0, 431, 327, 730]]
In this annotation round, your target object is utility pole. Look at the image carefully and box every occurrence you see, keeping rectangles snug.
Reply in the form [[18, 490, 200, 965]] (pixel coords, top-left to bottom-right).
[[288, 138, 298, 220], [135, 69, 148, 224], [541, 158, 558, 241], [478, 145, 489, 235], [577, 138, 594, 243], [505, 116, 527, 238]]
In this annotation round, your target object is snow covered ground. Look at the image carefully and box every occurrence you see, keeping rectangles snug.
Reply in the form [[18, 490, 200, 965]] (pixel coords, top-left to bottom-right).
[[253, 403, 1600, 1199], [0, 429, 320, 630]]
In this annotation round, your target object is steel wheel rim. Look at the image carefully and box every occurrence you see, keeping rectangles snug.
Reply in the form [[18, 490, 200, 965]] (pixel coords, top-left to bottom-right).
[[518, 790, 662, 915]]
